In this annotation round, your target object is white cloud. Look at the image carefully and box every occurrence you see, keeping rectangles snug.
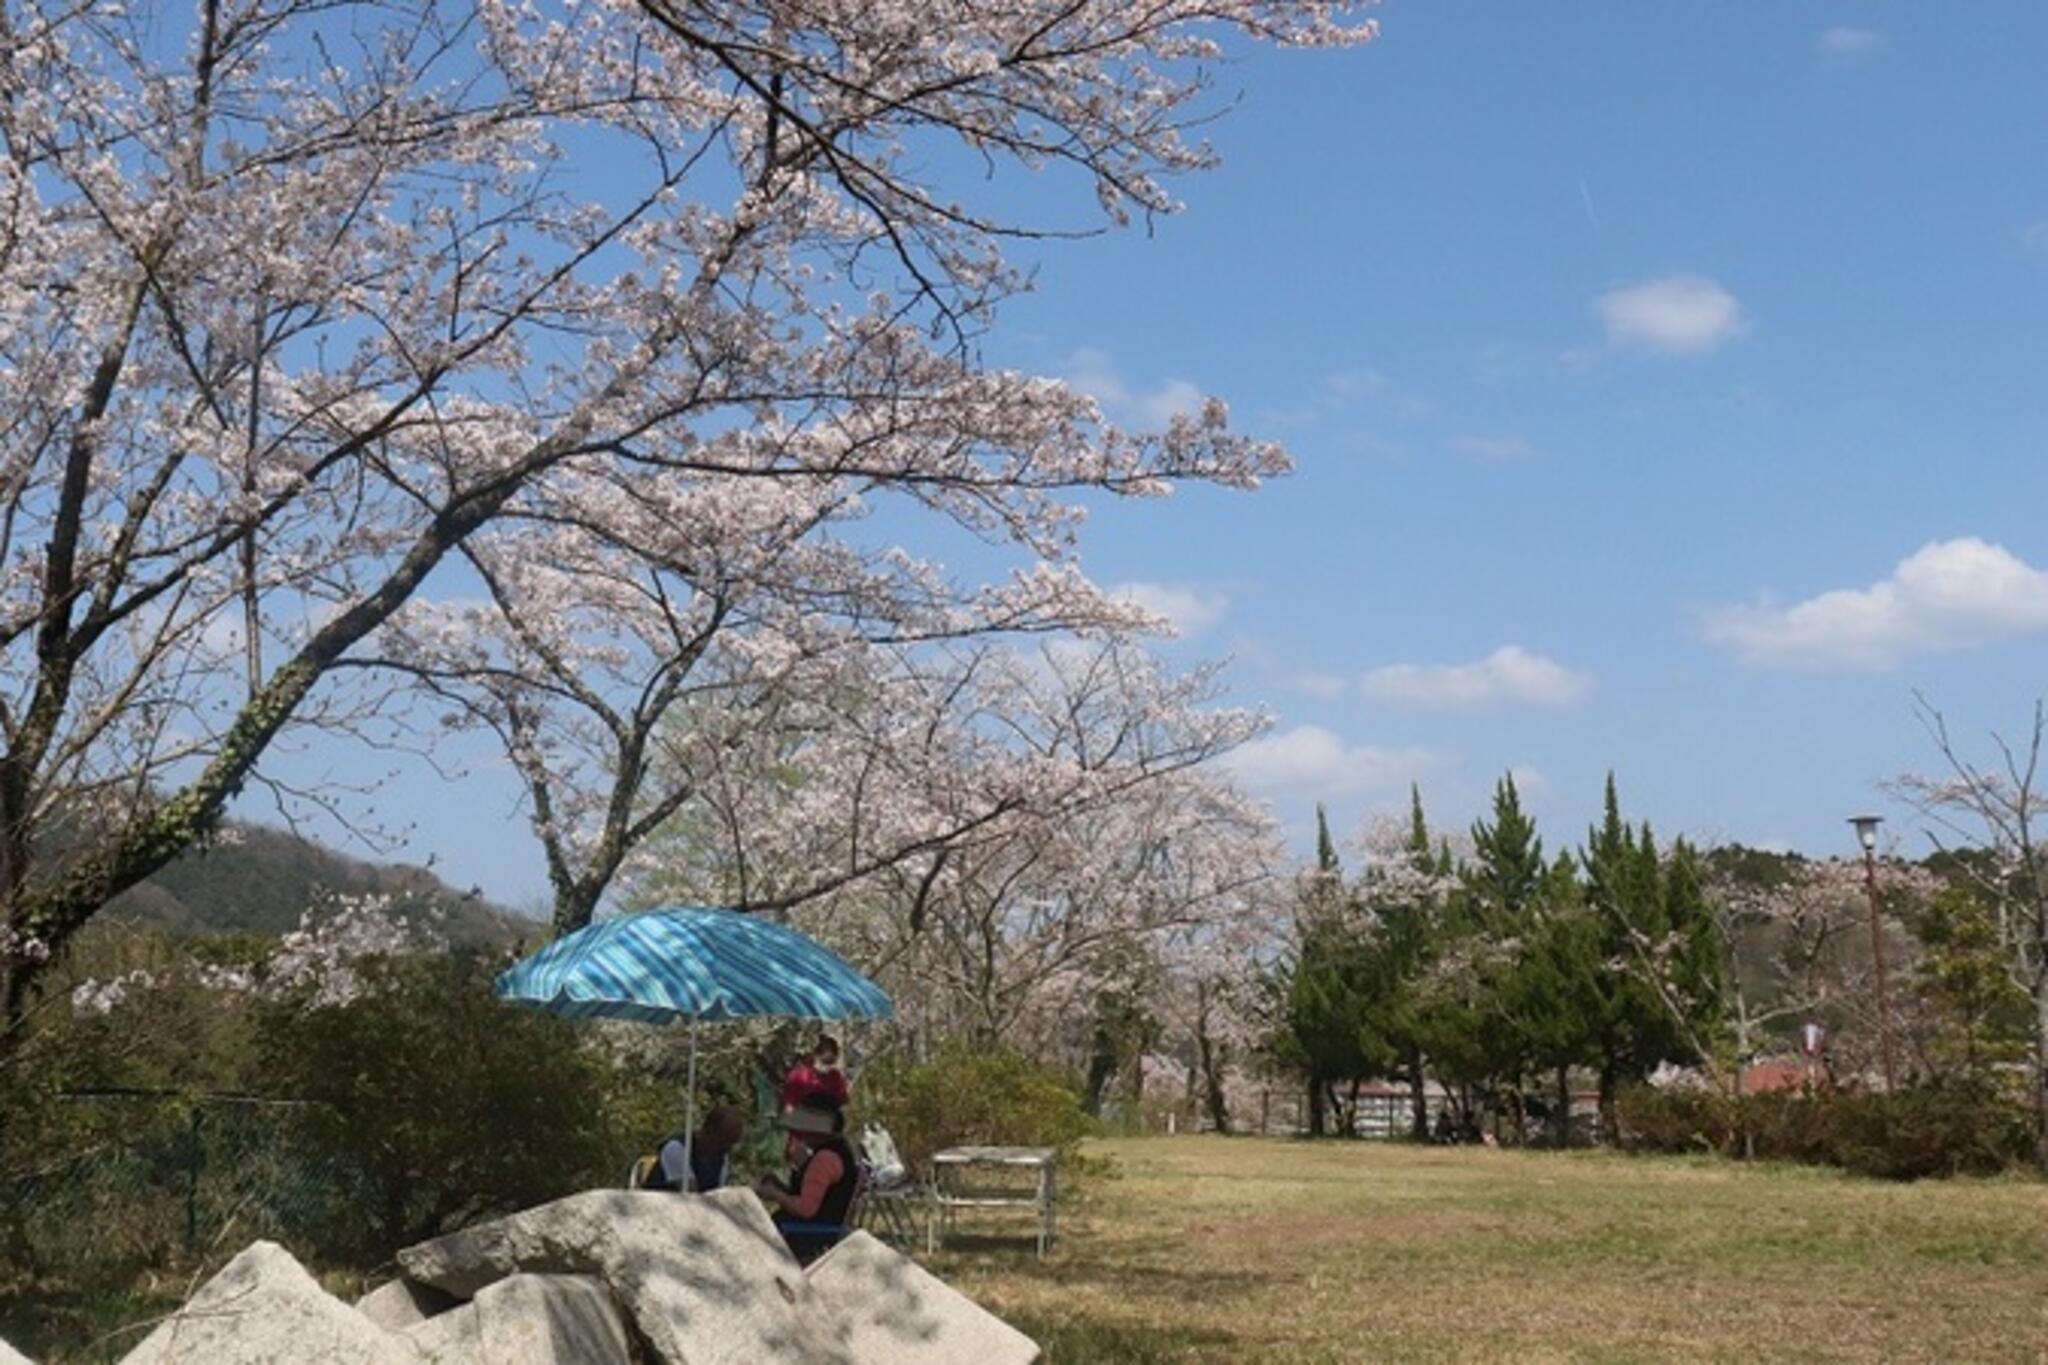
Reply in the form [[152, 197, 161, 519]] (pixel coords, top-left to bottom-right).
[[1223, 725, 1444, 799], [1064, 348, 1204, 428], [1323, 367, 1390, 403], [1289, 671, 1350, 700], [1595, 276, 1746, 355], [1110, 580, 1230, 637], [1361, 646, 1592, 708], [1508, 765, 1551, 799], [1704, 538, 2048, 670], [1134, 379, 1204, 428], [1324, 365, 1433, 421], [1818, 26, 1884, 60], [1452, 434, 1534, 462], [2021, 220, 2048, 259]]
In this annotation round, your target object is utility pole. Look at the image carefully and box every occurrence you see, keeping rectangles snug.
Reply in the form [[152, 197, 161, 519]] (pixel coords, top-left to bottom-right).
[[1849, 815, 1898, 1092]]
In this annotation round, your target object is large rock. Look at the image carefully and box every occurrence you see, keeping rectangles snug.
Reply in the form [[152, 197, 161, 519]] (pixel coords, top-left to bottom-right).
[[119, 1241, 421, 1365], [805, 1231, 1040, 1365], [357, 1277, 463, 1331], [404, 1274, 631, 1365], [405, 1303, 480, 1364], [398, 1188, 851, 1364]]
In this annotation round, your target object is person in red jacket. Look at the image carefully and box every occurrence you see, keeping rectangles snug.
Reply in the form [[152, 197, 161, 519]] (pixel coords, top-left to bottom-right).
[[780, 1034, 850, 1112]]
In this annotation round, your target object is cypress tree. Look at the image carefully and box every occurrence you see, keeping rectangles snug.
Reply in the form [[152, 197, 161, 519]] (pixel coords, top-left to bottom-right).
[[1407, 784, 1431, 861], [1469, 774, 1544, 925], [1316, 803, 1341, 876]]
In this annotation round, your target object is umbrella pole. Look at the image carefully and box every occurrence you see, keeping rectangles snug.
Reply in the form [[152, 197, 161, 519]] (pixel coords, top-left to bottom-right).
[[681, 1015, 698, 1191]]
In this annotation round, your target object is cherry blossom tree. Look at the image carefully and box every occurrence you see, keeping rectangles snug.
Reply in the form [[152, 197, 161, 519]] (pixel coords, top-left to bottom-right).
[[1152, 871, 1290, 1133], [0, 0, 1378, 1023], [627, 637, 1278, 1067], [369, 510, 1157, 934], [1891, 697, 2048, 1168], [1694, 855, 1933, 1095]]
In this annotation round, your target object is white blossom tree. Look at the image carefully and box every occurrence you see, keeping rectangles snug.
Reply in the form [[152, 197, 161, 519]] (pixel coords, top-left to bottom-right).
[[1890, 697, 2048, 1169], [629, 637, 1278, 1068], [0, 0, 1377, 1022], [1698, 855, 1934, 1095], [1151, 872, 1288, 1134]]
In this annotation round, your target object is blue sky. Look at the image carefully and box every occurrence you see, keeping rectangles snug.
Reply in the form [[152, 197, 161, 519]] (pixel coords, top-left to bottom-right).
[[245, 3, 2048, 904], [988, 2, 2048, 868]]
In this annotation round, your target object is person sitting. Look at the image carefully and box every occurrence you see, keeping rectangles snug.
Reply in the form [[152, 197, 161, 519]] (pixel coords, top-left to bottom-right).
[[752, 1098, 859, 1264], [639, 1104, 746, 1193], [780, 1034, 851, 1113]]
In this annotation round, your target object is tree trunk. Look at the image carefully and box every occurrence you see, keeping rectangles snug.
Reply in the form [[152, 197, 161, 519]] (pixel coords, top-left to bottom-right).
[[0, 960, 23, 1047], [1407, 1049, 1428, 1142], [1597, 1058, 1617, 1147], [1083, 1017, 1118, 1118], [1307, 1072, 1326, 1137], [1196, 1028, 1230, 1134], [2035, 965, 2048, 1173], [1555, 1064, 1571, 1150]]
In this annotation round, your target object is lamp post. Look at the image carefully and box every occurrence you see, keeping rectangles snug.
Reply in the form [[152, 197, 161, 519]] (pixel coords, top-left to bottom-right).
[[1848, 815, 1898, 1092]]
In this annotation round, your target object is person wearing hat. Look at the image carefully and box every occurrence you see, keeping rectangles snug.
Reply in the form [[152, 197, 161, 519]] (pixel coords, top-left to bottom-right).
[[752, 1096, 859, 1264]]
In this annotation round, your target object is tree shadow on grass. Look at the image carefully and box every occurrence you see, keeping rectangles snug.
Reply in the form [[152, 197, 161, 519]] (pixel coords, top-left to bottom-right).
[[934, 1234, 1278, 1300], [0, 1278, 185, 1363], [1000, 1309, 1234, 1364]]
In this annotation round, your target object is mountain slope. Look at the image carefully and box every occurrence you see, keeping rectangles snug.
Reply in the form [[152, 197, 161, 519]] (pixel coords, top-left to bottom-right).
[[103, 821, 536, 950]]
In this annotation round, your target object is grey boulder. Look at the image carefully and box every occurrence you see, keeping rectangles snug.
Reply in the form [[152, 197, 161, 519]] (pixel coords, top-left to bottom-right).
[[357, 1277, 463, 1331], [805, 1231, 1040, 1365], [405, 1274, 629, 1364], [399, 1187, 850, 1364], [118, 1241, 421, 1365]]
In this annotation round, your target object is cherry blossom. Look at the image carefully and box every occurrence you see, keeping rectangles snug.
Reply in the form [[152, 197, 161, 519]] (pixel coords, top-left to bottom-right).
[[0, 0, 1379, 1020]]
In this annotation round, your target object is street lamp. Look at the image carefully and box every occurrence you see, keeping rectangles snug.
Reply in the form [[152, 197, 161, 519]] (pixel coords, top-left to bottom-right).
[[1847, 815, 1898, 1092]]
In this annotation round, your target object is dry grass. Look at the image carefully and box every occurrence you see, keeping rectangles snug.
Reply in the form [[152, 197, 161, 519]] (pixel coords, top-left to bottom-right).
[[935, 1136, 2048, 1364]]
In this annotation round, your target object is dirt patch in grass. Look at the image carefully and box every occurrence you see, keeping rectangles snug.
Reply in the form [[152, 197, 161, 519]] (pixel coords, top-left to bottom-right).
[[1216, 1206, 1495, 1251]]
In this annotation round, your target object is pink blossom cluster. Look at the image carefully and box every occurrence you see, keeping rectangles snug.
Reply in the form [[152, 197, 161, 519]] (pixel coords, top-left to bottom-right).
[[0, 0, 1376, 1010], [66, 893, 441, 1019], [0, 925, 51, 965]]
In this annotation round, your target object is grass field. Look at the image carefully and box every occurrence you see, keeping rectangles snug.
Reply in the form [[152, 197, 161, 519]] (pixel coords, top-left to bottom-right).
[[934, 1137, 2048, 1364]]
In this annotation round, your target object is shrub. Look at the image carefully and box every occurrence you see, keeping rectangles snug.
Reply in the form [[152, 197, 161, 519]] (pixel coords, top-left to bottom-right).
[[858, 1042, 1094, 1176], [1815, 1086, 2034, 1180], [256, 951, 652, 1257], [1613, 1082, 2034, 1180], [1736, 1089, 1838, 1165], [1612, 1085, 1734, 1155]]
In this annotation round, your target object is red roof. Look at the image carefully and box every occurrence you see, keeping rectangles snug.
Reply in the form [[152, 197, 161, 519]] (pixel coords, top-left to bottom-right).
[[1741, 1060, 1820, 1094]]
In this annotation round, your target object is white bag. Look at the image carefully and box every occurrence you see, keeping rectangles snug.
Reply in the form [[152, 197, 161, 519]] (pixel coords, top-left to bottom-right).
[[860, 1122, 907, 1187]]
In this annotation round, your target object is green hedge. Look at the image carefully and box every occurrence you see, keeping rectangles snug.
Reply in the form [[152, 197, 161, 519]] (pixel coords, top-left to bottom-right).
[[1614, 1083, 2036, 1180], [858, 1042, 1094, 1176]]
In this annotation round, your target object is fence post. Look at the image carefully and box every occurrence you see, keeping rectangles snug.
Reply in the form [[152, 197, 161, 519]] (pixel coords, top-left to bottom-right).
[[185, 1107, 204, 1256]]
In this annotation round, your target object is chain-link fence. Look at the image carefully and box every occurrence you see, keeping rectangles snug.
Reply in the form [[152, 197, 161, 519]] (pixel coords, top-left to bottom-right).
[[6, 1091, 350, 1282]]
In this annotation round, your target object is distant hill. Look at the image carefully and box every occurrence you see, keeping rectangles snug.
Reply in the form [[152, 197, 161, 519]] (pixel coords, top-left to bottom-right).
[[103, 821, 537, 951]]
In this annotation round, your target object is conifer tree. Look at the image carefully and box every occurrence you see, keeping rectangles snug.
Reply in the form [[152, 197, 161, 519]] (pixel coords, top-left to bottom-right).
[[1581, 777, 1726, 1130], [1469, 775, 1544, 924], [1454, 775, 1551, 1136]]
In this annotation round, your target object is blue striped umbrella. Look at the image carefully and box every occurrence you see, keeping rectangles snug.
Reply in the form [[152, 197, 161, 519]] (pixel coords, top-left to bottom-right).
[[494, 906, 892, 1026], [494, 907, 890, 1186]]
